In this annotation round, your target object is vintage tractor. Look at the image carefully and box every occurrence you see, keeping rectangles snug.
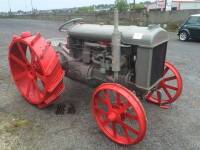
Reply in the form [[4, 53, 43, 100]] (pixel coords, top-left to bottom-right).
[[8, 9, 183, 145]]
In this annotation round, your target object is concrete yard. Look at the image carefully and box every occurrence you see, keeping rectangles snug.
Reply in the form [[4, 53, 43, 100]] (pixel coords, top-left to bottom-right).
[[0, 19, 200, 150]]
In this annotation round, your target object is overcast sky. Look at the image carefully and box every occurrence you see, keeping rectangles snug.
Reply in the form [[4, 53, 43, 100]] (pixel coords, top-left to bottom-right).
[[0, 0, 150, 12]]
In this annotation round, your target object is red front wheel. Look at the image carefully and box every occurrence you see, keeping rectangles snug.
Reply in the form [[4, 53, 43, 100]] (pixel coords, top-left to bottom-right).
[[146, 62, 183, 107], [92, 83, 147, 145]]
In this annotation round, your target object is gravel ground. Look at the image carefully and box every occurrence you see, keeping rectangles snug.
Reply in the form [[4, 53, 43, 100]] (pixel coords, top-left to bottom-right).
[[0, 19, 200, 150]]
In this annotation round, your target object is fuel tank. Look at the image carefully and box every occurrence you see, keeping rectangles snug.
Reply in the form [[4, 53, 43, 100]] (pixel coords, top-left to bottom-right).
[[67, 24, 168, 48]]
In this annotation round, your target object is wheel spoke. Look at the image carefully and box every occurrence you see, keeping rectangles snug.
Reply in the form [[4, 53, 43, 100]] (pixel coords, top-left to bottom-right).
[[96, 96, 105, 105], [118, 102, 131, 114], [124, 112, 138, 121], [163, 67, 169, 76], [101, 118, 110, 127], [35, 72, 44, 81], [162, 86, 172, 100], [122, 126, 131, 142], [115, 92, 121, 105], [96, 95, 106, 104], [17, 43, 29, 64], [94, 106, 107, 115], [146, 90, 153, 99], [112, 122, 117, 137], [30, 50, 36, 65], [14, 71, 28, 81], [163, 76, 177, 82], [10, 53, 26, 68], [32, 79, 41, 99], [26, 79, 33, 97], [102, 90, 112, 109], [104, 99, 113, 109], [156, 90, 162, 103], [119, 120, 139, 135], [163, 83, 178, 91]]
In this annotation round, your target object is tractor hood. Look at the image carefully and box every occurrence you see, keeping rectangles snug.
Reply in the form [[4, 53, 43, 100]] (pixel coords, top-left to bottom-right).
[[67, 24, 169, 48]]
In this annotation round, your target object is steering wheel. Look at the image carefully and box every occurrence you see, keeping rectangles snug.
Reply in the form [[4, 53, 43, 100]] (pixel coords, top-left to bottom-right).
[[58, 18, 83, 32]]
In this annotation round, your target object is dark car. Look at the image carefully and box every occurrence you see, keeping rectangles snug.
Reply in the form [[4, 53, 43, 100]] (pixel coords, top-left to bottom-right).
[[178, 14, 200, 41]]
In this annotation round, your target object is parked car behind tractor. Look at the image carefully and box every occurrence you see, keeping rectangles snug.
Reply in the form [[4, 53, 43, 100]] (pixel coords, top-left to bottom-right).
[[178, 14, 200, 41], [8, 9, 183, 145]]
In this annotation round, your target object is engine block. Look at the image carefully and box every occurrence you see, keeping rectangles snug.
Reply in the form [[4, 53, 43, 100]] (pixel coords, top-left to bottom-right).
[[59, 21, 168, 92]]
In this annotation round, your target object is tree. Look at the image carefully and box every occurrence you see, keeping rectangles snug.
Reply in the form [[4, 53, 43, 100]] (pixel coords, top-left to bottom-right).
[[115, 0, 129, 12], [130, 2, 145, 10], [77, 6, 94, 13]]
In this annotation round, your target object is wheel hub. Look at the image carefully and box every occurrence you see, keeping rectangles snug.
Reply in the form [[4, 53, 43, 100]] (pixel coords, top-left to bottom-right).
[[111, 104, 126, 121], [27, 66, 36, 77], [108, 111, 118, 121], [28, 70, 36, 79]]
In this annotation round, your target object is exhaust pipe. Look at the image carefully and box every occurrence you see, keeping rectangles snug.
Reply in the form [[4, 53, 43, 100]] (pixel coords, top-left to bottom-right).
[[112, 9, 121, 80]]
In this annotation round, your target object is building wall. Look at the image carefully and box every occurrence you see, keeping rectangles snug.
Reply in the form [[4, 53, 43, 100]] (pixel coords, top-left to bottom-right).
[[172, 2, 180, 9], [6, 9, 200, 26], [180, 2, 200, 9], [147, 2, 165, 11], [147, 0, 200, 11], [146, 9, 200, 24]]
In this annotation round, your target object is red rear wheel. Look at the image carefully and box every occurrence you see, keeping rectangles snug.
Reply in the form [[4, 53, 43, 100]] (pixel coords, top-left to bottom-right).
[[92, 83, 147, 145], [8, 32, 65, 108], [146, 62, 183, 106]]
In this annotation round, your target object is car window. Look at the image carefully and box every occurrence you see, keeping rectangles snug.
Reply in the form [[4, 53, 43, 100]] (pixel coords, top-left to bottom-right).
[[197, 17, 200, 25], [187, 16, 199, 25]]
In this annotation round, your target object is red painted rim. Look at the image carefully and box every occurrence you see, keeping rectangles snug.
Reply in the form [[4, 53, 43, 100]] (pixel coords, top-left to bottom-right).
[[92, 83, 147, 145], [8, 32, 65, 108], [146, 61, 183, 106]]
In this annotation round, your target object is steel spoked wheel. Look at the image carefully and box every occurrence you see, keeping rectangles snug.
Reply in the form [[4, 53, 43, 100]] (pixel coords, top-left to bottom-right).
[[92, 83, 147, 145], [9, 32, 65, 108], [146, 62, 183, 106], [10, 42, 45, 104]]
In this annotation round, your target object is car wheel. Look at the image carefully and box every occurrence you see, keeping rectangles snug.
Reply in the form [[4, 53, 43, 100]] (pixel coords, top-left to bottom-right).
[[179, 31, 189, 41]]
